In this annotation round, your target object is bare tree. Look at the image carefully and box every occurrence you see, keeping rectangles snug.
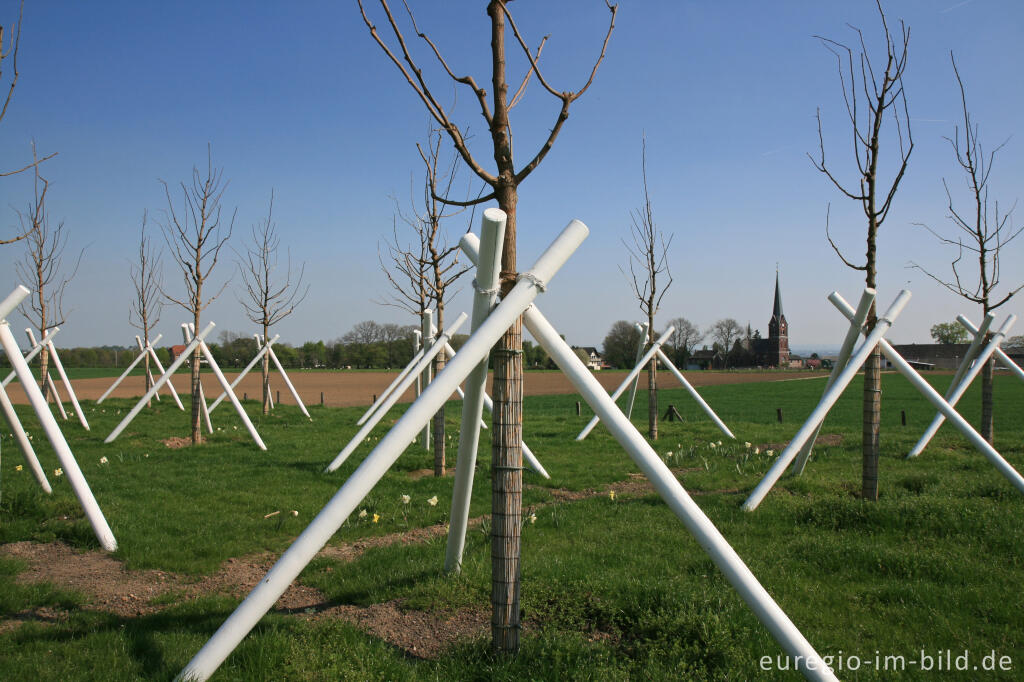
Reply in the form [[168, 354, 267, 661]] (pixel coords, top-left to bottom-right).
[[622, 136, 672, 440], [709, 318, 743, 368], [1, 3, 56, 180], [667, 316, 703, 367], [159, 146, 235, 445], [237, 190, 309, 415], [810, 0, 912, 501], [128, 210, 163, 404], [358, 0, 616, 652], [378, 129, 468, 476], [910, 53, 1021, 444], [15, 158, 81, 396]]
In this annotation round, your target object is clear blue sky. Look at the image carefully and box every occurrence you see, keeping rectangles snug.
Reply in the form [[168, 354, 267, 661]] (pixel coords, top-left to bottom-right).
[[2, 1, 1022, 352]]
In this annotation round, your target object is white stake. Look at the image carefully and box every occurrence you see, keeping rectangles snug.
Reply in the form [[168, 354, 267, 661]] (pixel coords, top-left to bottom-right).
[[0, 314, 116, 550], [743, 289, 911, 511], [0, 381, 51, 493], [266, 343, 311, 420], [654, 347, 735, 438], [908, 313, 1005, 458], [626, 321, 649, 419], [826, 295, 1024, 495], [790, 289, 875, 475], [420, 309, 434, 451], [98, 333, 164, 404], [2, 326, 60, 387], [447, 210, 505, 573], [523, 302, 835, 681], [147, 339, 185, 409], [208, 334, 280, 412], [183, 325, 214, 434], [960, 314, 1024, 382], [196, 337, 267, 450], [357, 346, 427, 426], [576, 326, 677, 440], [324, 311, 469, 472], [26, 328, 68, 420], [44, 336, 90, 430], [178, 219, 588, 682], [138, 336, 162, 402], [106, 322, 216, 443]]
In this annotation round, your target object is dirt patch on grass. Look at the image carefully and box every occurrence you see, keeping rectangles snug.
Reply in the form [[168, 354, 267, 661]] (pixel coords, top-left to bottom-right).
[[161, 436, 192, 449], [407, 468, 456, 480], [757, 433, 843, 452]]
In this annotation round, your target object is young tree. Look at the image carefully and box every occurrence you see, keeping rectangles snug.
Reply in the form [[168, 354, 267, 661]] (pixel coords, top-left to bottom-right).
[[378, 129, 469, 476], [929, 321, 968, 345], [15, 158, 81, 396], [159, 146, 235, 445], [623, 136, 673, 440], [129, 210, 163, 404], [910, 54, 1021, 444], [709, 318, 743, 369], [237, 190, 309, 414], [358, 0, 616, 652], [810, 1, 912, 501], [667, 316, 703, 367]]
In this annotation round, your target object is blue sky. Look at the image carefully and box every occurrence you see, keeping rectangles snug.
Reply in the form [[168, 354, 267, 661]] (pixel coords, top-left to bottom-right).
[[1, 1, 1022, 352]]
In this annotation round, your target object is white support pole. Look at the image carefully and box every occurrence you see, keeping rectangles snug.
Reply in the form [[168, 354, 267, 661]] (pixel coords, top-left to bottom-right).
[[45, 337, 90, 430], [576, 326, 677, 441], [413, 330, 422, 403], [2, 326, 60, 387], [25, 328, 68, 420], [960, 315, 1024, 382], [420, 309, 434, 451], [145, 340, 185, 410], [357, 345, 427, 426], [907, 313, 999, 458], [325, 311, 470, 473], [196, 338, 267, 451], [743, 289, 911, 512], [208, 334, 279, 413], [138, 336, 162, 402], [443, 339, 548, 479], [446, 211, 505, 573], [0, 321, 117, 551], [827, 297, 1024, 495], [178, 219, 588, 682], [266, 344, 311, 420], [183, 325, 214, 434], [791, 289, 876, 475], [625, 321, 649, 420], [98, 334, 165, 404], [0, 381, 51, 493], [905, 314, 1015, 457], [524, 303, 835, 681], [106, 323, 216, 443], [654, 347, 735, 439]]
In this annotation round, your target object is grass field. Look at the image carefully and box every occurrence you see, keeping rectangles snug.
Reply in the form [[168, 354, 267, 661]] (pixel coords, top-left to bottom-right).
[[0, 371, 1022, 680]]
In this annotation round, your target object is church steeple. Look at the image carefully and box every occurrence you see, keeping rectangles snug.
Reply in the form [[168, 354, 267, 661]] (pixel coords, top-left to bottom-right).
[[772, 269, 784, 322], [766, 268, 789, 367]]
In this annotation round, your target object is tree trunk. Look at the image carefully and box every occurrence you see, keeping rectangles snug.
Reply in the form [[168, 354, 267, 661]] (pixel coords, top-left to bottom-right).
[[38, 345, 50, 401], [861, 303, 880, 501], [190, 345, 203, 445], [262, 323, 271, 415], [981, 354, 994, 444], [144, 348, 153, 408]]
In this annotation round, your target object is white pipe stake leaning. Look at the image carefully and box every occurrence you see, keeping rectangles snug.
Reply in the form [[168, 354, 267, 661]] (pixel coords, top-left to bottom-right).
[[791, 289, 875, 475], [26, 328, 68, 420], [743, 289, 910, 512], [959, 314, 1024, 382], [98, 333, 164, 404], [626, 321, 649, 420], [576, 326, 677, 441], [357, 346, 427, 426], [908, 314, 1009, 458], [194, 337, 267, 450], [266, 343, 311, 420], [183, 325, 214, 434], [0, 381, 52, 493], [522, 302, 835, 681], [0, 291, 116, 551], [209, 334, 280, 412], [2, 326, 60, 387], [653, 347, 736, 439], [420, 309, 434, 451], [827, 295, 1024, 495], [45, 336, 90, 430], [177, 219, 588, 682], [446, 210, 505, 574], [138, 336, 162, 402], [324, 311, 469, 472], [106, 323, 217, 443]]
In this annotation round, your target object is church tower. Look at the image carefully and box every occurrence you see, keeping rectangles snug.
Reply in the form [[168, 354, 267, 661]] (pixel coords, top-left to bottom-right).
[[767, 271, 790, 367]]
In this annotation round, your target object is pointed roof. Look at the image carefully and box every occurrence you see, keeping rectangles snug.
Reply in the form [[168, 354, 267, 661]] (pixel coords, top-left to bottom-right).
[[772, 270, 784, 320]]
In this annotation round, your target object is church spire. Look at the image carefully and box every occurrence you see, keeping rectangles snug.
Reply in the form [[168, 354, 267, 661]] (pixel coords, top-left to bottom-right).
[[773, 269, 784, 321]]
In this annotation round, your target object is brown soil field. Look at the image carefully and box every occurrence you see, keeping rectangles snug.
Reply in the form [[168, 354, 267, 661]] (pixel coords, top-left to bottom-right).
[[9, 369, 829, 409]]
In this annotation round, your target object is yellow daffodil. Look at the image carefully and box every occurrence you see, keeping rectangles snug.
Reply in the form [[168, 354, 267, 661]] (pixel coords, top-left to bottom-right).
[[372, 513, 380, 523], [15, 464, 23, 472], [54, 468, 63, 477]]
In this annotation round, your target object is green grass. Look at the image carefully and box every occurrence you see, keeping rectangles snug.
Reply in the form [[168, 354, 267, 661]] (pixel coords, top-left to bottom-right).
[[0, 372, 1022, 679]]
